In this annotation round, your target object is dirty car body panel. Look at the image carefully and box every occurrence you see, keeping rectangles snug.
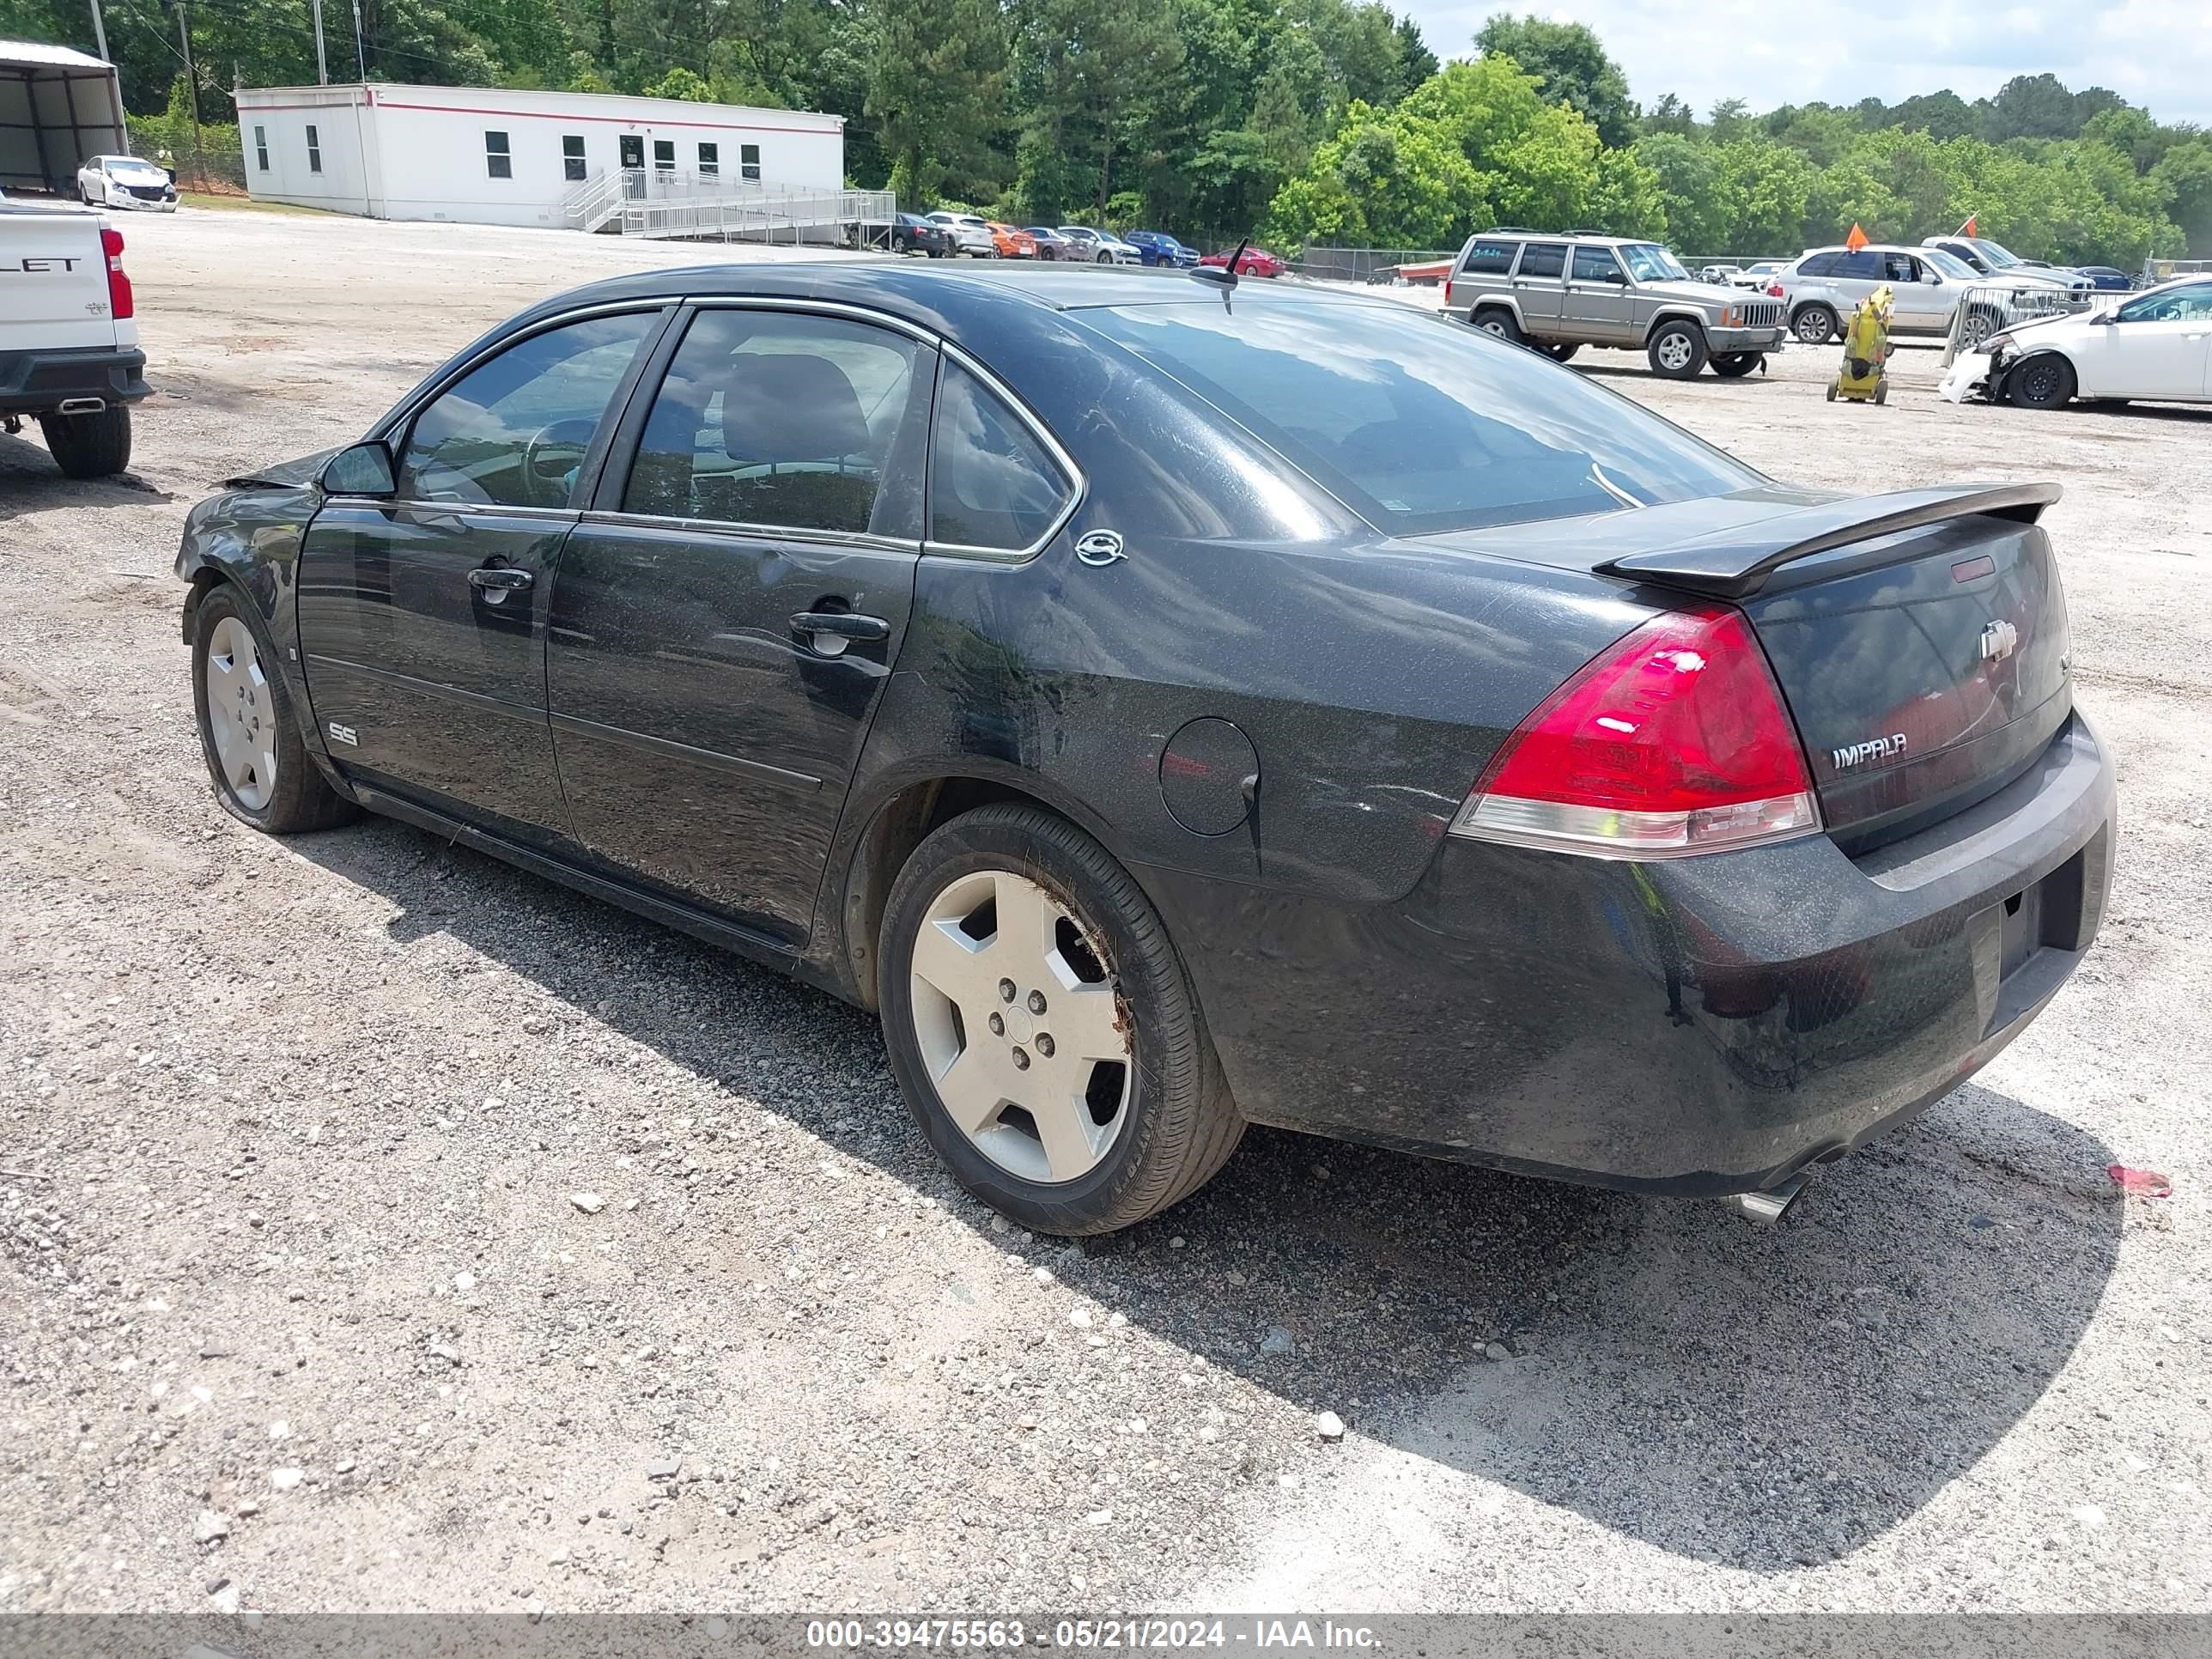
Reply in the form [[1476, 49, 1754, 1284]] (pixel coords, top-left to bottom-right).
[[174, 263, 2115, 1204]]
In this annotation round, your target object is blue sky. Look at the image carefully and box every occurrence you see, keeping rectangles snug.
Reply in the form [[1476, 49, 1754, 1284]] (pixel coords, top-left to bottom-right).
[[1400, 0, 2212, 129]]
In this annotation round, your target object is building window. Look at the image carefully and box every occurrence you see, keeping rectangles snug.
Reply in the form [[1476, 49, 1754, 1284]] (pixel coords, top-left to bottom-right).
[[697, 142, 718, 176], [653, 140, 675, 171], [485, 131, 512, 179], [253, 125, 269, 171], [740, 143, 761, 181], [562, 134, 586, 183]]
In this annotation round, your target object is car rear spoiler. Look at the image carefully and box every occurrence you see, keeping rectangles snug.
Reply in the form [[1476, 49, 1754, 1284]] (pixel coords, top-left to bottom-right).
[[1595, 482, 2062, 598]]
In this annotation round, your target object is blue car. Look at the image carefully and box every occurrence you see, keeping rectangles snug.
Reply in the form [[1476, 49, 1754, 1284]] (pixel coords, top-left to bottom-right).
[[1125, 230, 1199, 269]]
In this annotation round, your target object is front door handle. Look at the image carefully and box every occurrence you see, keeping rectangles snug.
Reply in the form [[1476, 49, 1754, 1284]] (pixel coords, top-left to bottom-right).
[[789, 611, 890, 642], [468, 566, 533, 592]]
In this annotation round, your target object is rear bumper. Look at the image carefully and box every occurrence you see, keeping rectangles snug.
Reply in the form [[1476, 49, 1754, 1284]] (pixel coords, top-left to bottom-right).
[[0, 346, 150, 415], [1165, 711, 2114, 1195]]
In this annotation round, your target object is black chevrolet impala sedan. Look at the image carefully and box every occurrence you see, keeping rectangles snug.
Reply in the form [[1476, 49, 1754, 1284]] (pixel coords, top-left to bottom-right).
[[175, 262, 2114, 1234]]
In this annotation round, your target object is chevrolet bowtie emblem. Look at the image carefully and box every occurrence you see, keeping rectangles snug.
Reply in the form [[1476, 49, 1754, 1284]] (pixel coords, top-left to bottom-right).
[[1980, 619, 2018, 663]]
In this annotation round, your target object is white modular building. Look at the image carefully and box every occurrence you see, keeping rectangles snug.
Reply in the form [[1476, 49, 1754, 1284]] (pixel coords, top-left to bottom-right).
[[232, 82, 845, 229]]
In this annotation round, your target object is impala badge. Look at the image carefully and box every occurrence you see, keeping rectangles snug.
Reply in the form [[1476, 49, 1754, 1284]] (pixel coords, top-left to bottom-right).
[[1832, 732, 1907, 769], [1980, 619, 2018, 663], [1074, 530, 1127, 568]]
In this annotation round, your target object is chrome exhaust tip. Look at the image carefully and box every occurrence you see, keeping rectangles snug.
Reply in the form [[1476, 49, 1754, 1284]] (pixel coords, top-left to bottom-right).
[[1718, 1170, 1811, 1225], [56, 398, 106, 415]]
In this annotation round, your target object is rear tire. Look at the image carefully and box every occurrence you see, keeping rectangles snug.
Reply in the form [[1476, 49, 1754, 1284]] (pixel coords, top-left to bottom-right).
[[38, 406, 132, 478], [1647, 319, 1708, 379], [1793, 303, 1838, 344], [879, 804, 1244, 1236], [1711, 352, 1759, 378], [1471, 307, 1524, 346], [190, 584, 360, 835], [2008, 353, 2076, 410]]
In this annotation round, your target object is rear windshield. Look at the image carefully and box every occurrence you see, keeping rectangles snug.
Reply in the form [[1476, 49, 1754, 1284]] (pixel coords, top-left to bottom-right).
[[1079, 301, 1763, 536]]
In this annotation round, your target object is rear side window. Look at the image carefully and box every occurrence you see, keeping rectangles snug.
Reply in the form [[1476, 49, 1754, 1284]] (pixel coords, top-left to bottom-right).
[[928, 363, 1076, 554], [622, 310, 928, 537], [1459, 239, 1519, 275], [1079, 301, 1764, 537], [398, 313, 656, 509], [1797, 252, 1838, 277], [1833, 250, 1883, 279], [1516, 243, 1568, 278]]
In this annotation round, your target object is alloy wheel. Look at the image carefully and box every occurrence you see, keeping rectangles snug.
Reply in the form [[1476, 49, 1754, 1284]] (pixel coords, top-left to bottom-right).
[[907, 867, 1133, 1185], [204, 615, 278, 811], [1656, 332, 1694, 372]]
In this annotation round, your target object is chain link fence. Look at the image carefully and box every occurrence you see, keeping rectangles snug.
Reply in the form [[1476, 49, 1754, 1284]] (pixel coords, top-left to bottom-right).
[[125, 117, 247, 194], [1292, 246, 1457, 284]]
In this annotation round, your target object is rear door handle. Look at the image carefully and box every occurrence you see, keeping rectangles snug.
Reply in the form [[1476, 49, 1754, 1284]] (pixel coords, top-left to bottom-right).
[[468, 566, 533, 592], [789, 611, 890, 641]]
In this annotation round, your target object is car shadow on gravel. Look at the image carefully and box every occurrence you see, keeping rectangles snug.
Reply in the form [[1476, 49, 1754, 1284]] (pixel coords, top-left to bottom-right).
[[297, 814, 2124, 1577], [0, 431, 171, 511]]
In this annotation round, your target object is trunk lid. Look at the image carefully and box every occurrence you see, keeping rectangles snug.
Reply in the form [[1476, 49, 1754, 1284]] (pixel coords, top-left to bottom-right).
[[1414, 484, 2074, 848], [0, 209, 115, 351]]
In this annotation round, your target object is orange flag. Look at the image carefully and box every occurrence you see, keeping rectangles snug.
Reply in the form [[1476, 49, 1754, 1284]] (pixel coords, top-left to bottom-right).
[[1960, 214, 1978, 236], [1844, 222, 1870, 250]]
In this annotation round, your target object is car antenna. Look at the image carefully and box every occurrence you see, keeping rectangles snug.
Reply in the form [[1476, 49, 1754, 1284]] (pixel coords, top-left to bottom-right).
[[1192, 235, 1250, 289]]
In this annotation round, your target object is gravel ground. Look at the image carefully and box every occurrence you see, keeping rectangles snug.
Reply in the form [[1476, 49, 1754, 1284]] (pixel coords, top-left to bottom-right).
[[2, 210, 2208, 1617]]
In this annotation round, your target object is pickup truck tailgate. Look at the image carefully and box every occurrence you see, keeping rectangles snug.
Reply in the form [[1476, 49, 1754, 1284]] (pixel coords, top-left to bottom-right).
[[0, 210, 126, 351]]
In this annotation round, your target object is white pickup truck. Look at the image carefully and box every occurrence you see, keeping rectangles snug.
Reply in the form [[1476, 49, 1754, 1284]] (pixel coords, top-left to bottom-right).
[[0, 202, 149, 477]]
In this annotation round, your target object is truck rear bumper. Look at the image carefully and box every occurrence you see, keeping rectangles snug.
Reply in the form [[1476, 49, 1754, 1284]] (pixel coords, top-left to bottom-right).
[[0, 346, 150, 416]]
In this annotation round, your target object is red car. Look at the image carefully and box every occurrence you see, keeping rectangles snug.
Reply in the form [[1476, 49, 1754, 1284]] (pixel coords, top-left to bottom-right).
[[1198, 246, 1286, 278]]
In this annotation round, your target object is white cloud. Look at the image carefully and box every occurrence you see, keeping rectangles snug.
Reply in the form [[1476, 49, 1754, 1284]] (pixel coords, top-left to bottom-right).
[[1399, 0, 2212, 128]]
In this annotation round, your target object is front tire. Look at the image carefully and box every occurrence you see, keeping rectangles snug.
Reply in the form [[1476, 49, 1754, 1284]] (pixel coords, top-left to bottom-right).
[[2008, 353, 2076, 410], [1793, 303, 1838, 344], [1096, 251, 1113, 264], [1540, 342, 1579, 363], [1647, 319, 1708, 379], [1711, 351, 1759, 378], [38, 406, 132, 478], [880, 804, 1244, 1236], [191, 585, 358, 834]]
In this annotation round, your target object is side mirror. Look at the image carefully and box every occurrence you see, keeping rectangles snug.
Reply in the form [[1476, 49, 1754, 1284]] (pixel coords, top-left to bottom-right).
[[1924, 272, 1942, 284], [323, 439, 396, 497]]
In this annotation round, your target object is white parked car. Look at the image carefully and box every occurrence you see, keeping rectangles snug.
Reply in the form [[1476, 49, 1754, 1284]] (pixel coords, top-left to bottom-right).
[[924, 211, 997, 257], [1775, 242, 2026, 348], [1940, 276, 2212, 410], [1055, 226, 1143, 264], [76, 153, 179, 213]]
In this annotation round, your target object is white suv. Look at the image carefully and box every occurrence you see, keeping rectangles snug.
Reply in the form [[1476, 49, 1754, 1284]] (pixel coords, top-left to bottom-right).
[[1776, 243, 2014, 348], [925, 212, 998, 257]]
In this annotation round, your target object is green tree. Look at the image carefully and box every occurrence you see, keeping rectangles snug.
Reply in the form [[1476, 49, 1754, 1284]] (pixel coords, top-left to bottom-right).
[[1472, 13, 1636, 146], [866, 0, 1006, 205], [2151, 139, 2212, 255]]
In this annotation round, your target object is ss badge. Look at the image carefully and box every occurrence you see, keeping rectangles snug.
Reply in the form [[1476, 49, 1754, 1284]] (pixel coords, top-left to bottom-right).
[[327, 721, 359, 746]]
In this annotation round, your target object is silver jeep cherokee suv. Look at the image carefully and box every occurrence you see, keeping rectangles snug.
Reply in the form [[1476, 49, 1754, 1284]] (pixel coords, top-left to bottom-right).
[[1444, 228, 1788, 379]]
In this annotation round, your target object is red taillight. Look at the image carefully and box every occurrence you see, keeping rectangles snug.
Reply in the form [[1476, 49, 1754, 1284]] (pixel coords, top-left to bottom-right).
[[1450, 606, 1820, 859], [1766, 282, 1784, 297], [102, 226, 134, 320], [1443, 277, 1453, 306]]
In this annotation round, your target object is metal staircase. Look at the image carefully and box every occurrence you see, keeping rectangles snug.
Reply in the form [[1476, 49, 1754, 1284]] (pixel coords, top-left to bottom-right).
[[559, 168, 896, 246]]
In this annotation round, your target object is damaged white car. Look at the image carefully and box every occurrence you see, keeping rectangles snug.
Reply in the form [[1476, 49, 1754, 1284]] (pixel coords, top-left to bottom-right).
[[1942, 275, 2212, 410]]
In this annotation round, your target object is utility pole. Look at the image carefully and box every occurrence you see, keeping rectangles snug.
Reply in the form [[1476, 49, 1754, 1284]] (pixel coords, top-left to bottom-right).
[[87, 0, 110, 64], [312, 0, 328, 84], [350, 0, 367, 81], [175, 2, 202, 156]]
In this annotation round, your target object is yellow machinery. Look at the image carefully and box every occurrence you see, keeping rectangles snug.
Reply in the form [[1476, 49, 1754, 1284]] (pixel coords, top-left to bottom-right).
[[1827, 283, 1894, 404]]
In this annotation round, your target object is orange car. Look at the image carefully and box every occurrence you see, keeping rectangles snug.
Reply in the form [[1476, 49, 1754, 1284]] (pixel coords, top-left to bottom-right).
[[986, 222, 1038, 259]]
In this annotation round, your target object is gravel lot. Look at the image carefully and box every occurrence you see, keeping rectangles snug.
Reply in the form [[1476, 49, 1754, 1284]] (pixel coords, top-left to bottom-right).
[[3, 209, 2209, 1618]]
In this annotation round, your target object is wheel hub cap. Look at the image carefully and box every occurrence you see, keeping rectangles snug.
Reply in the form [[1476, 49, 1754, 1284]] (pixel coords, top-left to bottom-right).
[[204, 616, 276, 811], [908, 869, 1133, 1185]]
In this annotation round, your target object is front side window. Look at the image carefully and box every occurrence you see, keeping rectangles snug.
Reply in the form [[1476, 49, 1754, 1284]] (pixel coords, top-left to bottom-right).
[[1571, 246, 1624, 283], [254, 125, 270, 171], [740, 143, 761, 181], [653, 140, 675, 170], [562, 135, 586, 182], [398, 313, 657, 509], [306, 124, 321, 173], [697, 142, 719, 176], [1079, 301, 1764, 538], [928, 362, 1075, 553], [1459, 238, 1519, 276], [1516, 243, 1568, 279], [1941, 242, 1990, 273], [2119, 283, 2212, 323], [1883, 252, 1920, 283], [485, 131, 512, 180], [623, 310, 927, 537]]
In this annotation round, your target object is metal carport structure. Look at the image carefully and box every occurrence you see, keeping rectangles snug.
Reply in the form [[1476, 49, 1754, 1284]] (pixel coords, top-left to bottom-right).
[[0, 40, 127, 197]]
